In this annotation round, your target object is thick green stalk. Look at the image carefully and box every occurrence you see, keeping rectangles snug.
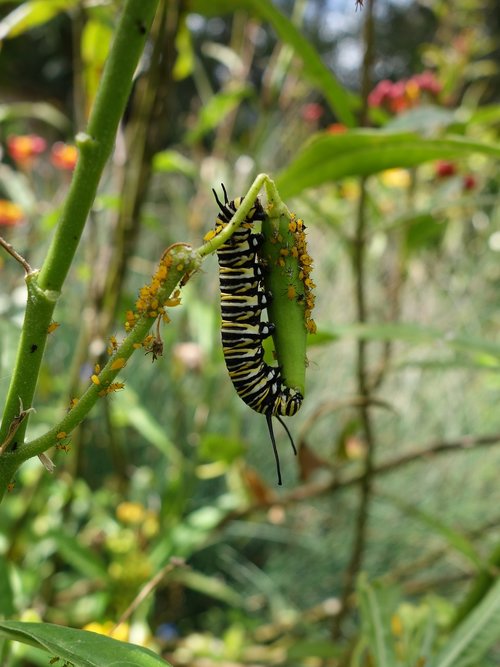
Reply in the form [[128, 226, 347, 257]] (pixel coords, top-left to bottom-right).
[[0, 0, 159, 450]]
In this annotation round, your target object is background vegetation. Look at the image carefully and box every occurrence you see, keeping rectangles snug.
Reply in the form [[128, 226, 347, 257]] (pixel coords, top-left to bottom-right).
[[0, 0, 499, 665]]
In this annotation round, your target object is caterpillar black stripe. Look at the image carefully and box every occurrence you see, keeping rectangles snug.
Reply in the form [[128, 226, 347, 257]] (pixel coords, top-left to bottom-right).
[[212, 184, 303, 485]]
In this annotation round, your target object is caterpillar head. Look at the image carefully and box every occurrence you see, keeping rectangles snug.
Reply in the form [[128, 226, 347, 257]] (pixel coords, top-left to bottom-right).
[[274, 387, 303, 417]]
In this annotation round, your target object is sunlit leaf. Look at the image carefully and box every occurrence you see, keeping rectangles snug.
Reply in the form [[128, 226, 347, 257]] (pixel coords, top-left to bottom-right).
[[199, 432, 246, 463], [82, 18, 113, 112], [0, 0, 78, 39], [152, 150, 197, 178], [173, 16, 194, 80], [186, 84, 252, 143], [170, 568, 245, 607], [0, 621, 172, 666], [0, 102, 70, 131], [434, 578, 500, 667], [276, 130, 500, 198], [319, 322, 500, 363]]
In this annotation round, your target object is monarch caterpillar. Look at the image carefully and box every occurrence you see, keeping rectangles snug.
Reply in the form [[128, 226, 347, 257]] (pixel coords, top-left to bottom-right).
[[213, 184, 303, 485]]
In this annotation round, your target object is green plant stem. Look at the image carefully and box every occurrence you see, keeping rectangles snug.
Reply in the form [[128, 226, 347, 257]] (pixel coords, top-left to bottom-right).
[[0, 246, 198, 500], [198, 173, 269, 257], [0, 0, 159, 451], [0, 170, 276, 499]]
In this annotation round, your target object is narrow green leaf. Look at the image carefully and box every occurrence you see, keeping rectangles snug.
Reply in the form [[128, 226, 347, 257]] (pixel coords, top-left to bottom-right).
[[173, 16, 194, 80], [0, 0, 78, 39], [0, 102, 70, 130], [0, 621, 172, 666], [152, 149, 196, 178], [170, 569, 245, 608], [111, 389, 181, 461], [357, 574, 397, 667], [49, 531, 108, 581], [0, 556, 14, 617], [434, 578, 500, 667], [186, 84, 252, 143], [378, 493, 485, 570], [321, 322, 500, 362], [465, 104, 500, 127], [188, 0, 356, 126], [198, 433, 245, 464], [276, 130, 500, 198]]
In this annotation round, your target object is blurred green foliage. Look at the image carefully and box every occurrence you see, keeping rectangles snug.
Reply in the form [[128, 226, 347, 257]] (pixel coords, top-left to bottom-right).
[[0, 0, 499, 665]]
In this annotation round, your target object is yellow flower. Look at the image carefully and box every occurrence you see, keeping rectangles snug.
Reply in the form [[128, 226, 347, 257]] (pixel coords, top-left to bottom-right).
[[380, 168, 411, 188], [0, 199, 24, 227], [116, 501, 146, 525]]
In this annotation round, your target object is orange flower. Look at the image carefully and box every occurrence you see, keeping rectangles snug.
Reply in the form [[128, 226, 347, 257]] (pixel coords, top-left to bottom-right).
[[50, 142, 78, 171], [7, 134, 46, 166], [0, 200, 24, 227], [326, 123, 347, 134]]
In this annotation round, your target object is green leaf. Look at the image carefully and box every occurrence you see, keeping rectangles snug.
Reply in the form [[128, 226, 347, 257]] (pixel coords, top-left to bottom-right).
[[152, 149, 197, 178], [0, 555, 14, 617], [321, 322, 500, 364], [356, 574, 397, 667], [0, 0, 78, 39], [287, 639, 341, 659], [0, 621, 172, 666], [186, 84, 252, 143], [173, 16, 194, 80], [48, 531, 108, 581], [188, 0, 356, 126], [0, 164, 36, 212], [399, 213, 446, 255], [170, 568, 245, 608], [111, 389, 181, 462], [434, 578, 500, 667], [464, 104, 500, 127], [0, 102, 70, 131], [377, 494, 485, 571], [275, 130, 500, 198], [385, 105, 457, 133], [198, 433, 246, 464]]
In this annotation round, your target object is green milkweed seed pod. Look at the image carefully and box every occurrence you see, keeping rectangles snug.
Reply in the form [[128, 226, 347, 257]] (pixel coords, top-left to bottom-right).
[[260, 206, 316, 399]]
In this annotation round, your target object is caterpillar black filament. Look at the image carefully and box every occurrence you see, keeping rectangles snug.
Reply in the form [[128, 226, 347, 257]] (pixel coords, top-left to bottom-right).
[[211, 184, 303, 485]]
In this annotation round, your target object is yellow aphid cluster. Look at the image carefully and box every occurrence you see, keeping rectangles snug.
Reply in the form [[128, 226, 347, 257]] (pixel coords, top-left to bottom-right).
[[271, 213, 316, 334], [107, 335, 119, 355], [98, 382, 125, 398], [290, 215, 316, 335], [125, 250, 182, 333]]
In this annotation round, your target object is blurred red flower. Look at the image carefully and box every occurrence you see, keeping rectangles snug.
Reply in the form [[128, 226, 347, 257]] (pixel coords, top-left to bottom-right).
[[412, 71, 442, 96], [435, 160, 457, 178], [7, 134, 46, 167], [50, 142, 78, 171], [369, 71, 441, 114], [0, 200, 24, 227], [301, 103, 324, 122], [462, 174, 477, 191]]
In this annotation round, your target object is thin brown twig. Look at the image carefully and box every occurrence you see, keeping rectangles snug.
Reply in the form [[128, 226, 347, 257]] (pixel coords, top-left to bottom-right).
[[0, 235, 32, 274], [297, 395, 397, 444], [333, 0, 377, 639], [113, 557, 186, 630], [215, 432, 500, 526]]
